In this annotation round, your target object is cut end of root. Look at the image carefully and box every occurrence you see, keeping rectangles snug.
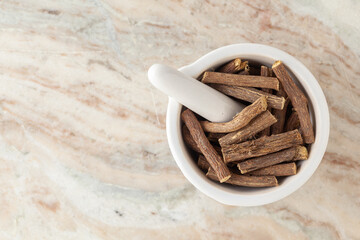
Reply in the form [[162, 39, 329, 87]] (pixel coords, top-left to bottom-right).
[[272, 60, 282, 68], [259, 96, 268, 111], [291, 162, 298, 174], [239, 169, 248, 174], [279, 97, 286, 110], [292, 129, 303, 143], [201, 72, 209, 82], [274, 177, 279, 186], [295, 146, 308, 160], [239, 60, 249, 70], [233, 58, 242, 70], [237, 163, 248, 174], [275, 81, 280, 91], [220, 174, 231, 183]]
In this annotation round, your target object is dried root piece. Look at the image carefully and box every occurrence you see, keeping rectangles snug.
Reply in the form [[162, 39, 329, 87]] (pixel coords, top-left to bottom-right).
[[206, 168, 278, 187], [248, 162, 297, 176], [218, 111, 277, 146], [222, 129, 303, 163], [211, 84, 285, 110], [200, 96, 267, 133], [182, 109, 231, 182], [237, 146, 308, 174], [258, 66, 273, 136], [272, 61, 314, 143], [260, 65, 273, 78], [183, 125, 221, 154], [182, 125, 202, 153], [202, 72, 279, 90]]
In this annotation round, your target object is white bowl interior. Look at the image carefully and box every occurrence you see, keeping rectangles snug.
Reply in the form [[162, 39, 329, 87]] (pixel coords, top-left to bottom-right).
[[166, 44, 329, 206]]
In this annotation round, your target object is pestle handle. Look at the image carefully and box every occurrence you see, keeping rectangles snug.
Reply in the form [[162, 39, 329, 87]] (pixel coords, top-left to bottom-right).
[[148, 64, 244, 122]]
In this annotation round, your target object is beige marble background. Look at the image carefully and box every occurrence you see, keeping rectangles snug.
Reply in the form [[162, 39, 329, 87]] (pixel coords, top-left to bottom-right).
[[0, 0, 359, 239]]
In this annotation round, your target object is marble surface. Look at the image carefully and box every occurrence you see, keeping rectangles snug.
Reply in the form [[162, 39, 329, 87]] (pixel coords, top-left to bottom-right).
[[0, 0, 359, 239]]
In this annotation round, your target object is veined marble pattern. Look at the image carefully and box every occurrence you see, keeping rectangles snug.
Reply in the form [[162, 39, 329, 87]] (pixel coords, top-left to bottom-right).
[[0, 0, 359, 239]]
